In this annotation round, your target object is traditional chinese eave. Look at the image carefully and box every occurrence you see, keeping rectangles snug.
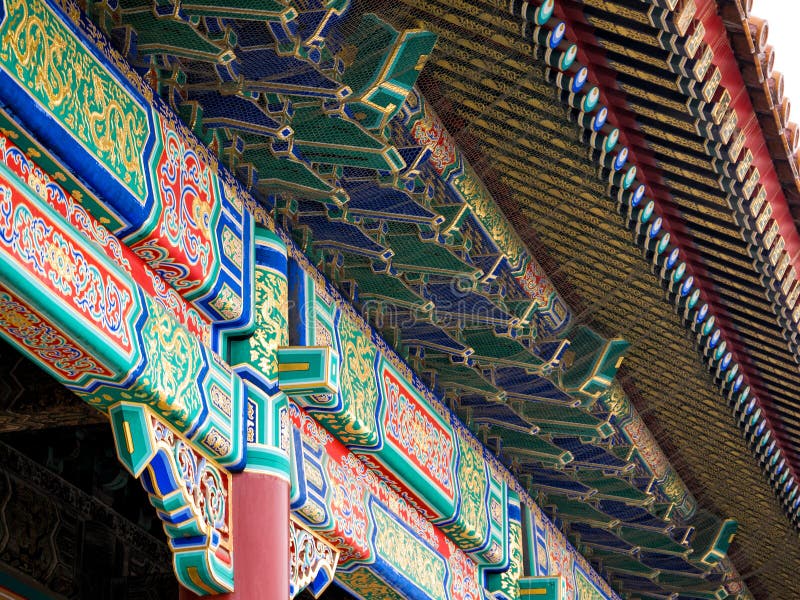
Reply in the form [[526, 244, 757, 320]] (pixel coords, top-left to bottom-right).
[[0, 0, 795, 598], [547, 0, 800, 501], [717, 0, 800, 212], [401, 0, 800, 595], [562, 2, 800, 506], [457, 0, 800, 594]]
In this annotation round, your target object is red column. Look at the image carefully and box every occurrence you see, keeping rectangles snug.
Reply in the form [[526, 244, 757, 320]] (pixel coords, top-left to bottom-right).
[[180, 471, 290, 600]]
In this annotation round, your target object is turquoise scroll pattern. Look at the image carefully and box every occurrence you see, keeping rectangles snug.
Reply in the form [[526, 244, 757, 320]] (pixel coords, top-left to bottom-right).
[[0, 0, 149, 201], [289, 402, 481, 600], [229, 228, 293, 480], [0, 142, 246, 593], [0, 0, 252, 338], [286, 239, 510, 568]]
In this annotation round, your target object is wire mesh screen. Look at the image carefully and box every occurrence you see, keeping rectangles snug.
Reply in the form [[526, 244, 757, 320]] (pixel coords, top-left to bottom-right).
[[74, 0, 800, 596]]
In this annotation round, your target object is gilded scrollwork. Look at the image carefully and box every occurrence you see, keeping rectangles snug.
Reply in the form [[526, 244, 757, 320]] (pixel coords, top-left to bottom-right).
[[0, 0, 149, 200], [0, 286, 113, 381], [91, 296, 204, 433], [222, 226, 243, 266], [289, 517, 340, 599], [443, 434, 489, 551], [575, 568, 606, 600], [209, 283, 244, 322], [249, 268, 288, 383], [452, 166, 524, 267], [319, 309, 378, 446], [492, 521, 523, 598], [372, 503, 447, 600], [602, 381, 629, 416], [137, 298, 204, 429], [336, 569, 406, 600]]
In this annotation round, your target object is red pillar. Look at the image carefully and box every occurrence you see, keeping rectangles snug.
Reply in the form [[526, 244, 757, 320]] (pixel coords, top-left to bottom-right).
[[180, 471, 290, 600]]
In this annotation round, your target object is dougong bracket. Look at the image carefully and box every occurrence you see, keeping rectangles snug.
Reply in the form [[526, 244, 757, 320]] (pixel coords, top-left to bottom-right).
[[110, 402, 234, 595], [289, 515, 340, 599]]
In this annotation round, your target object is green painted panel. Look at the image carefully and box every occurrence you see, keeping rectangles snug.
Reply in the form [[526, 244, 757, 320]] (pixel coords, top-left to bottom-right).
[[230, 267, 287, 385], [592, 550, 660, 578], [82, 295, 244, 468], [521, 404, 613, 441], [486, 517, 523, 599], [441, 433, 490, 554], [342, 265, 433, 312], [544, 496, 619, 528], [249, 149, 339, 198], [343, 14, 437, 130], [422, 357, 501, 396], [691, 516, 738, 567], [462, 328, 548, 370], [384, 222, 483, 279], [576, 471, 651, 505], [574, 569, 607, 600], [562, 327, 628, 399], [314, 302, 381, 447], [0, 108, 124, 230], [617, 526, 690, 556], [493, 430, 574, 468], [121, 8, 235, 63], [0, 0, 149, 200], [291, 107, 404, 171], [175, 0, 296, 21]]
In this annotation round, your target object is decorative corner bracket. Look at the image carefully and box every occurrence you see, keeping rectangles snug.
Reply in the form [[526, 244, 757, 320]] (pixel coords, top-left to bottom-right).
[[109, 402, 234, 595], [289, 515, 340, 599]]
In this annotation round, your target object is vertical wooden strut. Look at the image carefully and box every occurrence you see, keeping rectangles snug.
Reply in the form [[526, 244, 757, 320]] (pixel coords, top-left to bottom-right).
[[184, 228, 295, 597], [180, 472, 289, 599]]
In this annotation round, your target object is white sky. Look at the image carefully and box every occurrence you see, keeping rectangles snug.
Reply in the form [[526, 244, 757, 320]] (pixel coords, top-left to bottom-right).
[[753, 1, 800, 122]]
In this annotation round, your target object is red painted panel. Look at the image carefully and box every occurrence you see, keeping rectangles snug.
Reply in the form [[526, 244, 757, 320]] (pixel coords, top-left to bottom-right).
[[180, 471, 289, 599]]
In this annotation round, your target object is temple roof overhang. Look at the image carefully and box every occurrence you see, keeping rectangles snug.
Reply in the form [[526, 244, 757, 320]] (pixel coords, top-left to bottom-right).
[[1, 0, 799, 597]]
